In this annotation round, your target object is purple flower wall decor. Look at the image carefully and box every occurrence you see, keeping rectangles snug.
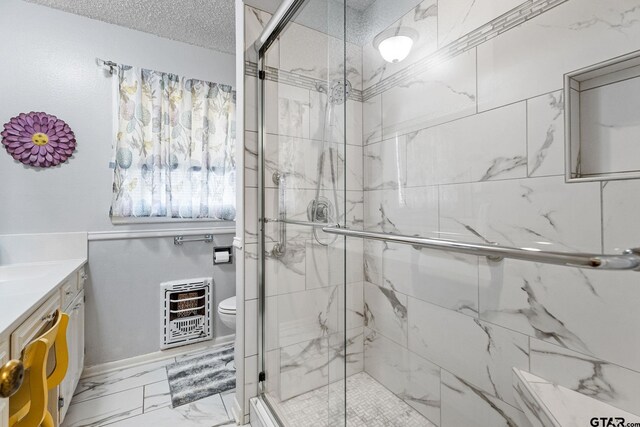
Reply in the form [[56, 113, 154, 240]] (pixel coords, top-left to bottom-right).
[[1, 112, 76, 168]]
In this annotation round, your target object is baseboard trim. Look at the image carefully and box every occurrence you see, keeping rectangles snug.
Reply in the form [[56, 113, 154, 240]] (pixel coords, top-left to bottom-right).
[[82, 334, 235, 378]]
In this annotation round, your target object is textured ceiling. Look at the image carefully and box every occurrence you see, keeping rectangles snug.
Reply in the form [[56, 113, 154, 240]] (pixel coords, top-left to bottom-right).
[[25, 0, 421, 53], [24, 0, 236, 54]]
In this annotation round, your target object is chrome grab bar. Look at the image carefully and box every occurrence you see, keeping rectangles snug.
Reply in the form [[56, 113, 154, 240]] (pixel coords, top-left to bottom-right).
[[321, 227, 640, 271], [265, 218, 338, 228], [173, 234, 213, 245]]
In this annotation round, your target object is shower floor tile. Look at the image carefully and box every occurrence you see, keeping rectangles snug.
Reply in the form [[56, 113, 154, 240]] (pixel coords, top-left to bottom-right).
[[276, 372, 435, 427]]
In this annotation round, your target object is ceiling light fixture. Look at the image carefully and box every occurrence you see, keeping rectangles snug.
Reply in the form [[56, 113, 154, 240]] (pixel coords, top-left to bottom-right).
[[373, 28, 418, 64]]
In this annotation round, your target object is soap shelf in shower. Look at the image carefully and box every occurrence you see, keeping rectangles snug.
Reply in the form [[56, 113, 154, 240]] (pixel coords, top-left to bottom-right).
[[565, 49, 640, 182]]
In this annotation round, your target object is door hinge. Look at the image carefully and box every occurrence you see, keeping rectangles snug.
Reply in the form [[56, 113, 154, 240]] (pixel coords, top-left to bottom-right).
[[58, 397, 65, 409], [258, 70, 266, 80], [258, 371, 266, 382]]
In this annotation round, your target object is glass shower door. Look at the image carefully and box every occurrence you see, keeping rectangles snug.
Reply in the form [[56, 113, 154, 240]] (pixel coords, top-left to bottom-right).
[[257, 0, 350, 425]]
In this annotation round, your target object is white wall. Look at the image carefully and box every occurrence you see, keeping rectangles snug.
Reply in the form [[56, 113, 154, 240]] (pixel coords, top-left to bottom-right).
[[0, 0, 235, 233], [0, 0, 237, 365]]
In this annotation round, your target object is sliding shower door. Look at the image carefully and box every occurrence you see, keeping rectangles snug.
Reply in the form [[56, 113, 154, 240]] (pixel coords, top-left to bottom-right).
[[257, 1, 353, 425]]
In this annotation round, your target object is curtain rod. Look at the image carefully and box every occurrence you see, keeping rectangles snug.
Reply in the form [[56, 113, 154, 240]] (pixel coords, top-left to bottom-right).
[[96, 58, 118, 75]]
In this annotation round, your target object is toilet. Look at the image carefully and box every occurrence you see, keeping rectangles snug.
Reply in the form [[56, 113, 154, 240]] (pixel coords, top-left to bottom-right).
[[218, 296, 236, 330]]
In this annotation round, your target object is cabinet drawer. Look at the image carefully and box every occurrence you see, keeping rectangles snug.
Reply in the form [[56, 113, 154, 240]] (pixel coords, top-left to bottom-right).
[[60, 278, 76, 311], [10, 292, 61, 358], [77, 266, 87, 292]]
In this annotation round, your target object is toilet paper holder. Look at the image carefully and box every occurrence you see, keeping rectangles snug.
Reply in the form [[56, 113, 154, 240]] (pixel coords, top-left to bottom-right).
[[213, 246, 233, 265]]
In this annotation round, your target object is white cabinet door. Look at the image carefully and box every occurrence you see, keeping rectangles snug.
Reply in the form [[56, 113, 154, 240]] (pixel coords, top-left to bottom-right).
[[0, 339, 9, 427], [58, 290, 84, 424], [75, 291, 85, 389]]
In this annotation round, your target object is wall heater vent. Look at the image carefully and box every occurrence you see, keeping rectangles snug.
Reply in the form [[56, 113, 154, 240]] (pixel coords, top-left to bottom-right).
[[161, 277, 213, 349]]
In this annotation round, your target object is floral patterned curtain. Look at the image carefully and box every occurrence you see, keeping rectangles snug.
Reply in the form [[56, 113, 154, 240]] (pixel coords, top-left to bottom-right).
[[110, 65, 236, 220]]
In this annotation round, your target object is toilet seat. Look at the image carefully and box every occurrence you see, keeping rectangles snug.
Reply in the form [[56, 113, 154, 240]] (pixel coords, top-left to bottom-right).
[[218, 296, 236, 315]]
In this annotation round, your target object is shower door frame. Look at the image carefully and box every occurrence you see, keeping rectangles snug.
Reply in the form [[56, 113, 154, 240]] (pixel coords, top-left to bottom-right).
[[255, 0, 308, 421], [254, 0, 349, 424]]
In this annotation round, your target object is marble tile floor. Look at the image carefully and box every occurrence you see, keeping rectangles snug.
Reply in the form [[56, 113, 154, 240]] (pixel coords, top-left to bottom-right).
[[275, 372, 435, 427], [62, 349, 237, 427]]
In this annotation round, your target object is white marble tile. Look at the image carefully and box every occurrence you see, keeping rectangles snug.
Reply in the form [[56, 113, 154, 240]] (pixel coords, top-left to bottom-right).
[[143, 381, 171, 413], [310, 92, 363, 147], [363, 94, 382, 145], [245, 75, 258, 133], [579, 75, 640, 176], [364, 328, 441, 425], [381, 49, 477, 139], [245, 299, 258, 356], [244, 6, 278, 67], [279, 328, 363, 401], [277, 83, 311, 139], [408, 297, 529, 407], [279, 21, 362, 90], [264, 135, 361, 193], [109, 394, 231, 427], [264, 134, 321, 191], [437, 0, 523, 47], [339, 281, 365, 331], [479, 259, 640, 372], [362, 0, 438, 89], [377, 242, 479, 316], [512, 370, 555, 427], [72, 359, 170, 403], [364, 281, 408, 347], [440, 370, 530, 427], [363, 239, 384, 286], [529, 339, 640, 417], [405, 101, 527, 185], [340, 190, 365, 230], [264, 79, 279, 135], [439, 176, 601, 252], [244, 243, 258, 301], [331, 327, 365, 381], [264, 239, 306, 296], [527, 90, 565, 177], [528, 381, 640, 426], [244, 187, 258, 244], [268, 286, 340, 349], [477, 0, 640, 111], [364, 186, 439, 236], [602, 179, 640, 252], [305, 238, 363, 289], [244, 131, 258, 188], [63, 387, 143, 427], [364, 136, 407, 191]]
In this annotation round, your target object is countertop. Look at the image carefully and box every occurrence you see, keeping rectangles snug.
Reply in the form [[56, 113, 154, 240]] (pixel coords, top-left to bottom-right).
[[0, 258, 86, 339]]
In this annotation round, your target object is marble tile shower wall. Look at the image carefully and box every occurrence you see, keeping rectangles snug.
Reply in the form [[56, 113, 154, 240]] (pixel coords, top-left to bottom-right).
[[243, 4, 366, 411], [362, 0, 640, 426]]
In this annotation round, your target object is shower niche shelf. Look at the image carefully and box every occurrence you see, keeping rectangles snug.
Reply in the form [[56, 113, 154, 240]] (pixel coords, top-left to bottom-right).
[[565, 50, 640, 182]]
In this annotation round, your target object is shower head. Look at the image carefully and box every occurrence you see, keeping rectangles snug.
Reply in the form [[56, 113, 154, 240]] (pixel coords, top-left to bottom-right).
[[316, 79, 352, 105]]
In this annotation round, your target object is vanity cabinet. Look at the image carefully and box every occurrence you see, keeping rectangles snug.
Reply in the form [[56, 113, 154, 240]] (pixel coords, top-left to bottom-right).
[[59, 289, 85, 423], [0, 339, 8, 427], [10, 292, 61, 358], [1, 263, 86, 427]]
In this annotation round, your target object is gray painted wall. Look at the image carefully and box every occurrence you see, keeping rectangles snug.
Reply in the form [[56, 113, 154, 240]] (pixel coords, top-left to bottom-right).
[[0, 0, 237, 365], [87, 235, 235, 365]]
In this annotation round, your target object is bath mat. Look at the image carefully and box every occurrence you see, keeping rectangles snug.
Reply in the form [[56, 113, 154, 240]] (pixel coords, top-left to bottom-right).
[[166, 344, 236, 408]]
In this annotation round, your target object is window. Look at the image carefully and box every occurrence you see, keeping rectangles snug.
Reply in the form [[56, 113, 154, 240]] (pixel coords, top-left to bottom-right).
[[110, 65, 236, 221]]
